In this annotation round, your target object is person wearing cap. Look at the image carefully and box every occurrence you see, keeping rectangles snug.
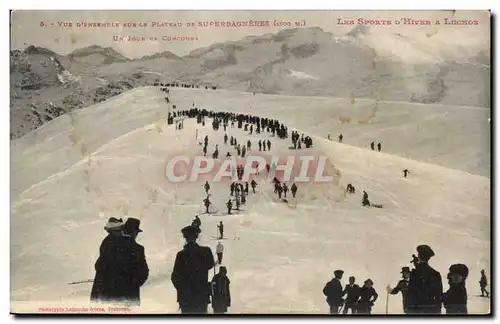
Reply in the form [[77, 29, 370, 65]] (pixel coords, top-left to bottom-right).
[[387, 267, 411, 314], [342, 276, 360, 314], [171, 224, 215, 314], [323, 270, 345, 314], [91, 217, 124, 302], [442, 264, 469, 314], [91, 217, 149, 305], [356, 279, 378, 314], [406, 244, 443, 314], [210, 266, 231, 314]]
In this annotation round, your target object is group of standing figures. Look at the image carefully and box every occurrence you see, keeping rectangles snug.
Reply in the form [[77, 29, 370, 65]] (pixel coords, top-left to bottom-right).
[[323, 244, 489, 315]]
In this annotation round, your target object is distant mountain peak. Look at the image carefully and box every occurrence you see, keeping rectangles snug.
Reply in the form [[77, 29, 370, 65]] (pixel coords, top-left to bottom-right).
[[23, 45, 58, 56], [68, 45, 129, 62], [346, 25, 370, 38], [139, 51, 181, 61]]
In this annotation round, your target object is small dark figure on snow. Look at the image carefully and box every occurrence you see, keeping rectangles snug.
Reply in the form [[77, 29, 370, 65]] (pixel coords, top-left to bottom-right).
[[171, 225, 215, 314], [251, 180, 257, 193], [203, 196, 211, 214], [245, 182, 249, 194], [282, 183, 288, 198], [218, 221, 224, 239], [346, 184, 355, 194], [91, 218, 149, 306], [406, 245, 443, 314], [387, 266, 411, 314], [442, 263, 469, 314], [323, 270, 344, 314], [247, 140, 252, 150], [192, 215, 201, 228], [204, 181, 210, 194], [377, 142, 381, 152], [230, 183, 235, 196], [403, 169, 410, 178], [342, 276, 361, 314], [250, 125, 253, 135], [291, 183, 298, 198], [267, 140, 271, 151], [277, 184, 283, 199], [370, 142, 375, 151], [356, 279, 378, 314], [203, 146, 207, 157], [226, 199, 233, 215], [204, 135, 209, 147], [480, 270, 489, 297], [224, 133, 228, 145], [339, 133, 343, 143], [211, 266, 231, 314], [258, 140, 262, 151]]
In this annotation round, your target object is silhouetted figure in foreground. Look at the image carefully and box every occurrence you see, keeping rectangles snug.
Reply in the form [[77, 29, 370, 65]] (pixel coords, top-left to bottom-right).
[[211, 266, 231, 314], [442, 263, 469, 314], [171, 225, 215, 314], [323, 270, 344, 314], [387, 266, 411, 314]]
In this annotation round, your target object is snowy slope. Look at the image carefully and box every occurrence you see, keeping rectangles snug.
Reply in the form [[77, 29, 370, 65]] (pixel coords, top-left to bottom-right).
[[10, 87, 490, 314]]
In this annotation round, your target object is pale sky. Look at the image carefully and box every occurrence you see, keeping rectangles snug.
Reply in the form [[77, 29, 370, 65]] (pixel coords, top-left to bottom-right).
[[10, 10, 490, 58]]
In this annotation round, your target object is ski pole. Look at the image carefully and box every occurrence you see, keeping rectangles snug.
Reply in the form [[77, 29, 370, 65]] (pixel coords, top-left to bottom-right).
[[67, 279, 94, 285], [385, 291, 389, 314]]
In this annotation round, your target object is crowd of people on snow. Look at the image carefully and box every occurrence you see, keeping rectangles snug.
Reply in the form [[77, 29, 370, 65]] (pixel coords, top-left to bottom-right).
[[89, 216, 490, 315], [86, 84, 489, 315]]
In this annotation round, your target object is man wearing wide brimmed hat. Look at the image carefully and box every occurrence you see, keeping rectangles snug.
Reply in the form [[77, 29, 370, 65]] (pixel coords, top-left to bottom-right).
[[323, 270, 345, 314], [387, 267, 411, 314], [91, 217, 124, 302], [171, 225, 215, 314], [406, 244, 443, 314], [91, 217, 149, 306]]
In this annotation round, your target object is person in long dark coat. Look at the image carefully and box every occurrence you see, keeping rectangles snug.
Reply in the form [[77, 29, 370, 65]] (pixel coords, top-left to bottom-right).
[[91, 217, 123, 302], [356, 279, 378, 314], [91, 218, 149, 305], [342, 276, 360, 314], [406, 245, 443, 314], [387, 267, 410, 314], [323, 270, 344, 314], [171, 225, 215, 314], [479, 270, 489, 297], [442, 264, 469, 314], [211, 266, 231, 314]]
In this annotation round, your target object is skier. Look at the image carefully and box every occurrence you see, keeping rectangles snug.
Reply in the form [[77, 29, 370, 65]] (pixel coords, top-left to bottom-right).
[[406, 245, 443, 314], [387, 266, 411, 314], [370, 142, 375, 150], [479, 270, 489, 297], [226, 199, 233, 215], [92, 218, 148, 305], [237, 146, 241, 157], [245, 182, 249, 195], [377, 142, 381, 152], [342, 276, 360, 314], [251, 180, 257, 193], [218, 221, 224, 239], [204, 135, 209, 147], [203, 146, 207, 157], [247, 140, 252, 150], [258, 140, 262, 151], [249, 125, 253, 135], [356, 279, 378, 314], [216, 241, 224, 264], [291, 183, 298, 198], [339, 133, 343, 143], [277, 183, 283, 199], [192, 215, 202, 228], [323, 270, 344, 314], [204, 181, 210, 194], [267, 140, 271, 151], [203, 196, 211, 214], [282, 183, 289, 198], [211, 266, 231, 314], [442, 263, 469, 314], [171, 225, 215, 313], [327, 133, 331, 140], [403, 169, 410, 178], [224, 133, 228, 145], [242, 145, 247, 158], [230, 182, 235, 196]]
